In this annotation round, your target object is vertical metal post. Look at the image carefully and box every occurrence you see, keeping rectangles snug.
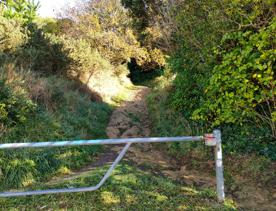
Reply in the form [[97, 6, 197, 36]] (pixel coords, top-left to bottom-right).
[[214, 129, 225, 202]]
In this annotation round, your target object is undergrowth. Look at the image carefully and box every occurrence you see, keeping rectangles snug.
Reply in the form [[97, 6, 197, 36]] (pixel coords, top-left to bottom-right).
[[146, 73, 276, 206], [0, 69, 113, 190]]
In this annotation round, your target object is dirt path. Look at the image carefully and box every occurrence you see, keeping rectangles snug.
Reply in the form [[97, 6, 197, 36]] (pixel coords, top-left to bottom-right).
[[104, 86, 216, 189], [106, 86, 151, 139], [104, 85, 276, 211], [50, 85, 197, 183], [49, 85, 276, 211]]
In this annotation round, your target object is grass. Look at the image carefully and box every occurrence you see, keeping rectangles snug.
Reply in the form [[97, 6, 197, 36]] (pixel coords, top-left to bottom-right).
[[0, 162, 236, 210], [0, 71, 113, 190], [110, 88, 131, 106]]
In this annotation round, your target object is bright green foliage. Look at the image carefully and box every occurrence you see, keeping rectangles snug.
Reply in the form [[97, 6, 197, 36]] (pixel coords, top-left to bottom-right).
[[168, 0, 232, 116], [168, 1, 275, 131], [1, 0, 39, 24], [0, 12, 25, 54], [193, 20, 276, 128]]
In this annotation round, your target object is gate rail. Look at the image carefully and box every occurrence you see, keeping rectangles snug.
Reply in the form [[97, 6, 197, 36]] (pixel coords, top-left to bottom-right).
[[0, 130, 225, 201]]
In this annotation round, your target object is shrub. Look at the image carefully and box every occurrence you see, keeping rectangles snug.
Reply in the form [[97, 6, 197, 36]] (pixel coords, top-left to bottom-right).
[[0, 13, 26, 55], [193, 19, 276, 136], [22, 28, 70, 74], [0, 11, 70, 75], [60, 36, 111, 77], [0, 67, 36, 130], [168, 0, 274, 116]]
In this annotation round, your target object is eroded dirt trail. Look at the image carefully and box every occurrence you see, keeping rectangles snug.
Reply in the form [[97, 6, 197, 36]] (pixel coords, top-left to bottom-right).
[[105, 86, 178, 171], [105, 86, 276, 211], [49, 85, 276, 211], [106, 86, 151, 139], [105, 86, 216, 188]]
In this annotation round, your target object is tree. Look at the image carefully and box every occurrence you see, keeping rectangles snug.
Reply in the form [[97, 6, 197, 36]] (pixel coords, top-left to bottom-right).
[[0, 0, 40, 24]]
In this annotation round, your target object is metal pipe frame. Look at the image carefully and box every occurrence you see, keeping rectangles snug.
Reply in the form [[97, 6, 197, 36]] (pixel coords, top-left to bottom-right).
[[213, 130, 225, 202], [0, 136, 203, 149], [0, 134, 225, 201]]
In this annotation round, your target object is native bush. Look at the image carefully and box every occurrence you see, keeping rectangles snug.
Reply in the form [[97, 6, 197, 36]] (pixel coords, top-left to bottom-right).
[[0, 9, 70, 75], [169, 0, 274, 114], [59, 0, 166, 72], [0, 1, 114, 189], [193, 19, 276, 137], [59, 36, 111, 77], [20, 27, 70, 74], [0, 67, 36, 132], [168, 47, 213, 118], [146, 0, 276, 158]]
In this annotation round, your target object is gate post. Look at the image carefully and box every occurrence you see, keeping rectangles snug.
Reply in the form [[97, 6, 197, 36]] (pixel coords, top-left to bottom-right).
[[213, 129, 225, 202]]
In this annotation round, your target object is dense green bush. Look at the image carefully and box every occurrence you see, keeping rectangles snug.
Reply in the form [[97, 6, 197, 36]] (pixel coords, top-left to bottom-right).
[[60, 0, 166, 72], [59, 36, 112, 77], [193, 20, 276, 134], [147, 73, 276, 160], [0, 6, 70, 75], [168, 47, 212, 118], [145, 0, 275, 158], [170, 0, 274, 115], [21, 28, 70, 74]]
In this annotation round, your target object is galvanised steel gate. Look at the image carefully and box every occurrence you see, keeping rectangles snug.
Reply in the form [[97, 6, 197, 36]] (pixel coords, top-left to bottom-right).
[[0, 130, 225, 201]]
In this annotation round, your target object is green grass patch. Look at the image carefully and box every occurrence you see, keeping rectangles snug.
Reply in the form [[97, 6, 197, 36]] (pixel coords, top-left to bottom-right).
[[0, 162, 236, 210], [111, 90, 130, 106]]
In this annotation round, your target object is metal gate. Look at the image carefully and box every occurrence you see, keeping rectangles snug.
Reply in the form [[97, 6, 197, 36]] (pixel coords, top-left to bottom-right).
[[0, 130, 225, 201]]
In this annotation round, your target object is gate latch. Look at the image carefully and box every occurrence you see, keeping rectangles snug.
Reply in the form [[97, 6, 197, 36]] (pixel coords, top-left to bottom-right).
[[204, 133, 216, 146]]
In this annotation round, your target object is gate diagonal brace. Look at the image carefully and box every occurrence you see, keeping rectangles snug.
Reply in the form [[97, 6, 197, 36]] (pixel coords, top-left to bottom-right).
[[0, 143, 131, 197]]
